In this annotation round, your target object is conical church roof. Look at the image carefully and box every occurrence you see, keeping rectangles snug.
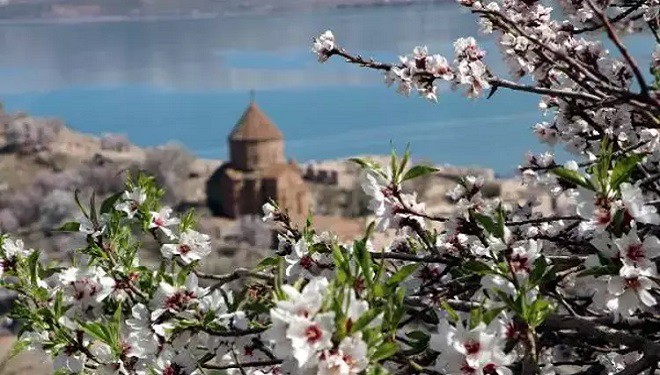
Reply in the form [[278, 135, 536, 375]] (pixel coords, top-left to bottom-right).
[[229, 102, 283, 141]]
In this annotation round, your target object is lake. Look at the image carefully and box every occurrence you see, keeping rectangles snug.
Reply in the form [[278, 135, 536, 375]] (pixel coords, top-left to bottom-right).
[[0, 3, 653, 175]]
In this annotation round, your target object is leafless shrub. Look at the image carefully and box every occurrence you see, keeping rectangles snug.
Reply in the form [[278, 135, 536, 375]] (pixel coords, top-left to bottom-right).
[[100, 133, 131, 152], [144, 143, 194, 206], [4, 187, 43, 226], [78, 159, 134, 196], [0, 103, 9, 134], [39, 189, 79, 230], [0, 208, 19, 232], [32, 169, 83, 195], [4, 115, 63, 154]]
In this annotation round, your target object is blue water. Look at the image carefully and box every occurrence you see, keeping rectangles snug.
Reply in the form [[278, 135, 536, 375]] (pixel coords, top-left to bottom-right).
[[0, 4, 653, 175]]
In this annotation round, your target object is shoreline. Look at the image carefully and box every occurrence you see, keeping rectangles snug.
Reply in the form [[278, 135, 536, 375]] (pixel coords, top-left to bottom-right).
[[0, 0, 451, 25]]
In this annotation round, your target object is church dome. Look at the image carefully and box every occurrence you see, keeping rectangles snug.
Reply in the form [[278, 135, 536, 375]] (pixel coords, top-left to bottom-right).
[[229, 102, 283, 141]]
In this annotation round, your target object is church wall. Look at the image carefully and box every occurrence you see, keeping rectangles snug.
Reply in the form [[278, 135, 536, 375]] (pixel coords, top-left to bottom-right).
[[219, 174, 240, 218], [229, 140, 285, 171], [274, 171, 310, 216]]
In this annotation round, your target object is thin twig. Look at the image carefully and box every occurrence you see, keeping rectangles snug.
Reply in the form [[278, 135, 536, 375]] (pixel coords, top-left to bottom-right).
[[587, 0, 650, 98], [195, 267, 274, 283], [202, 359, 283, 371]]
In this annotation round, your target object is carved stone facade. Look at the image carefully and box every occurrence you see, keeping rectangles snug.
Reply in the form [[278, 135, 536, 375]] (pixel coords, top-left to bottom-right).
[[207, 102, 309, 218]]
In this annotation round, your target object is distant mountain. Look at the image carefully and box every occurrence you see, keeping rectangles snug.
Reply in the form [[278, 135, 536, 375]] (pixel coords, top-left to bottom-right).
[[0, 0, 439, 21]]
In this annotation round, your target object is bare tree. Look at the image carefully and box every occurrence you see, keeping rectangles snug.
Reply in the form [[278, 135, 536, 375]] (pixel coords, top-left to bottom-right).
[[143, 143, 195, 206]]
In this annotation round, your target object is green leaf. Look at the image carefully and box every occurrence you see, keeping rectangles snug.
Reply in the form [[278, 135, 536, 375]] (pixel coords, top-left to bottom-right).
[[354, 240, 374, 287], [363, 221, 376, 243], [472, 212, 503, 238], [611, 154, 644, 189], [26, 250, 41, 287], [350, 158, 378, 171], [482, 307, 505, 324], [390, 146, 398, 182], [89, 191, 98, 227], [402, 165, 439, 182], [405, 330, 430, 352], [372, 341, 399, 362], [332, 244, 351, 279], [440, 301, 459, 322], [366, 365, 390, 375], [406, 330, 430, 342], [100, 192, 123, 214], [550, 168, 593, 190], [56, 222, 80, 232], [469, 308, 482, 328], [463, 260, 493, 275], [527, 298, 554, 327], [73, 188, 89, 219], [305, 212, 314, 231], [494, 290, 518, 314], [351, 308, 383, 333], [386, 264, 419, 287], [254, 256, 280, 271], [397, 144, 411, 181], [529, 257, 549, 285], [386, 288, 407, 331], [80, 322, 111, 345], [180, 209, 197, 231]]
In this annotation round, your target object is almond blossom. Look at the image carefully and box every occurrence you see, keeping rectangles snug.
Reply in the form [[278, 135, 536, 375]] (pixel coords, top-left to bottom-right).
[[265, 277, 329, 359], [619, 183, 660, 225], [595, 265, 658, 321], [285, 238, 333, 281], [312, 30, 335, 62], [508, 239, 542, 280], [57, 266, 115, 313], [161, 229, 212, 264], [125, 304, 160, 359], [431, 318, 513, 375], [114, 187, 147, 219], [262, 202, 277, 222], [5, 0, 660, 373], [318, 334, 368, 375], [0, 238, 31, 278], [287, 312, 335, 368], [150, 274, 207, 320], [574, 189, 614, 233], [452, 37, 490, 98], [149, 207, 180, 238], [614, 229, 660, 273]]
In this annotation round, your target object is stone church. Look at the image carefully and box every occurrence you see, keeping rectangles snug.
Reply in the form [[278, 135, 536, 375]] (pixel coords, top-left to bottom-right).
[[206, 101, 309, 218]]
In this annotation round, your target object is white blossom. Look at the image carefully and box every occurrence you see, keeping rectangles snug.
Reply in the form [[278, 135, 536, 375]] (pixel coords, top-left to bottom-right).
[[594, 265, 658, 321], [114, 187, 147, 219], [161, 229, 212, 264], [57, 266, 115, 313], [149, 207, 180, 238], [431, 318, 513, 375], [620, 183, 660, 225], [262, 202, 277, 222], [312, 30, 336, 62], [287, 312, 335, 368], [614, 229, 660, 274]]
